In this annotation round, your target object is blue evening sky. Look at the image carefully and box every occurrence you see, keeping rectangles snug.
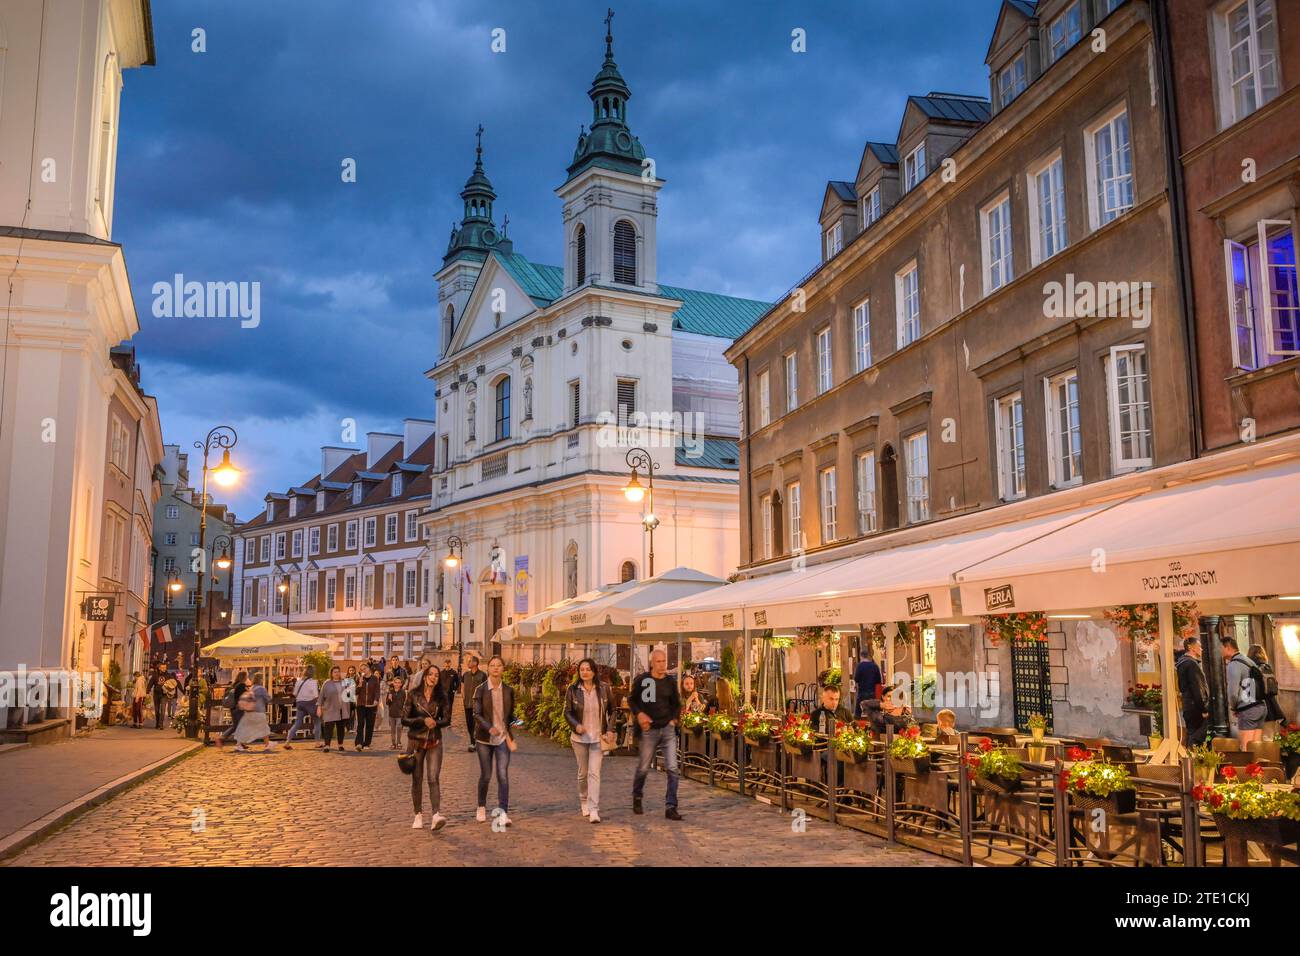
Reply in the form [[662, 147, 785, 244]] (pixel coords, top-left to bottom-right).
[[117, 0, 998, 519]]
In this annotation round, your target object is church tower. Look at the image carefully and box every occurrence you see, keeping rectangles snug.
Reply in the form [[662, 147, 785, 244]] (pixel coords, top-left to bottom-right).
[[436, 127, 512, 356], [557, 10, 662, 295]]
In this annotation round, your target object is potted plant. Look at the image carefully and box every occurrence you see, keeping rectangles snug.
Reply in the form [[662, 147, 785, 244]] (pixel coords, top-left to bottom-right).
[[1103, 602, 1200, 647], [830, 722, 873, 764], [705, 711, 736, 738], [1123, 683, 1163, 736], [980, 611, 1049, 645], [680, 710, 705, 735], [1194, 764, 1300, 846], [887, 726, 931, 775], [1190, 743, 1223, 786], [782, 713, 816, 756], [1061, 748, 1136, 814], [965, 737, 1024, 794], [1279, 723, 1300, 779]]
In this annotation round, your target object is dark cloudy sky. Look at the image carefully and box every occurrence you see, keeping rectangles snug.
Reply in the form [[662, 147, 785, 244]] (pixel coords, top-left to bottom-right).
[[118, 0, 995, 519]]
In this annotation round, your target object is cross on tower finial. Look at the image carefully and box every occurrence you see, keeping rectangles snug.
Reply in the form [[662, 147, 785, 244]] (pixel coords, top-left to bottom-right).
[[604, 8, 614, 57], [475, 124, 484, 168], [502, 213, 510, 237]]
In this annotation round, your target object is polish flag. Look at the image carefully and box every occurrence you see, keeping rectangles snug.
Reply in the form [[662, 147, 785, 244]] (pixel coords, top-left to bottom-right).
[[154, 624, 174, 644], [135, 624, 151, 645]]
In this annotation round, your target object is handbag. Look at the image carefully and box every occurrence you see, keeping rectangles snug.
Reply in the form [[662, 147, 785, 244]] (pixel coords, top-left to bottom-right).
[[396, 750, 417, 774]]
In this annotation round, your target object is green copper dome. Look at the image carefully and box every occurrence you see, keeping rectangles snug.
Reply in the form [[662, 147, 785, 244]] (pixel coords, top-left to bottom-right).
[[445, 126, 512, 264], [566, 10, 646, 182]]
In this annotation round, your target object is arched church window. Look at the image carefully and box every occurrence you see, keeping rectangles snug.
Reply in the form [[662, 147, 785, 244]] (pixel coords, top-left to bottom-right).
[[442, 304, 455, 355], [575, 224, 587, 285], [494, 377, 511, 442], [613, 220, 637, 285], [619, 560, 637, 583]]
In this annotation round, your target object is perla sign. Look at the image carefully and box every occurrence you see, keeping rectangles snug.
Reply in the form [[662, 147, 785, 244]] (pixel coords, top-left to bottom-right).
[[984, 584, 1016, 612]]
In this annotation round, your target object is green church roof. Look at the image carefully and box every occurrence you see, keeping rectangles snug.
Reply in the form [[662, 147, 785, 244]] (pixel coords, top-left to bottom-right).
[[494, 253, 565, 307]]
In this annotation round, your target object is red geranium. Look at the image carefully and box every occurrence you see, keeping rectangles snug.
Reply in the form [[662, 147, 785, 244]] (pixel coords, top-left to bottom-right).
[[978, 737, 993, 752], [1246, 762, 1263, 779], [1222, 765, 1237, 780]]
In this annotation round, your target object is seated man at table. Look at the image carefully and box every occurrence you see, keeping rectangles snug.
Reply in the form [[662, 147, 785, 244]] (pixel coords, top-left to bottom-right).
[[934, 708, 958, 744], [807, 684, 854, 736]]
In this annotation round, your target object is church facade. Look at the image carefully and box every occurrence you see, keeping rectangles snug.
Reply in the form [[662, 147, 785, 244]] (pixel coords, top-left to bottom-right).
[[420, 20, 768, 660]]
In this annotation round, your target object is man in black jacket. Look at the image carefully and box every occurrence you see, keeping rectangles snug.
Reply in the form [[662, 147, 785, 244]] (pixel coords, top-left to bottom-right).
[[629, 648, 683, 820], [1176, 636, 1210, 746], [460, 656, 487, 752], [807, 684, 853, 736]]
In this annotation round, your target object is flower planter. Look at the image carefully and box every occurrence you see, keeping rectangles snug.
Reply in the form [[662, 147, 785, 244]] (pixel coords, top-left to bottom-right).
[[1073, 789, 1137, 815], [1025, 743, 1051, 764], [975, 773, 1022, 795], [1193, 764, 1218, 787], [890, 755, 931, 776], [1212, 814, 1300, 847], [834, 748, 870, 765], [783, 740, 814, 758]]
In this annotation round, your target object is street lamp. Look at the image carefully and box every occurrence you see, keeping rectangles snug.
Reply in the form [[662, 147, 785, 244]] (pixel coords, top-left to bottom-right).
[[207, 534, 233, 642], [445, 534, 464, 669], [276, 571, 291, 629], [188, 425, 238, 740], [623, 447, 660, 577]]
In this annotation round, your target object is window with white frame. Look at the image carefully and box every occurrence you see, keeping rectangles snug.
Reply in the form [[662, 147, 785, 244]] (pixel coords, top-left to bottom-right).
[[1048, 1, 1082, 63], [242, 581, 253, 616], [905, 431, 930, 523], [1106, 344, 1153, 472], [363, 569, 375, 608], [384, 567, 397, 606], [327, 524, 338, 552], [289, 497, 298, 518], [258, 581, 269, 617], [998, 53, 1028, 109], [344, 572, 356, 609], [981, 193, 1014, 294], [244, 538, 256, 563], [316, 491, 325, 512], [758, 370, 771, 427], [904, 141, 927, 191], [260, 536, 270, 562], [385, 513, 398, 544], [164, 532, 176, 546], [1045, 369, 1083, 488], [1226, 218, 1299, 370], [309, 526, 320, 555], [405, 568, 418, 605], [824, 221, 843, 261], [896, 261, 921, 348], [392, 473, 403, 497], [856, 451, 877, 534], [760, 494, 773, 560], [345, 521, 358, 551], [816, 327, 833, 394], [291, 529, 303, 558], [994, 392, 1026, 500], [1087, 107, 1134, 228], [1029, 153, 1068, 265], [109, 415, 130, 473], [352, 482, 363, 504], [363, 517, 377, 548], [786, 481, 802, 552], [861, 185, 882, 227], [166, 505, 179, 520], [325, 575, 336, 609], [819, 466, 838, 543], [405, 511, 418, 541], [307, 575, 318, 612], [853, 299, 872, 372], [1215, 0, 1281, 127], [784, 352, 798, 412]]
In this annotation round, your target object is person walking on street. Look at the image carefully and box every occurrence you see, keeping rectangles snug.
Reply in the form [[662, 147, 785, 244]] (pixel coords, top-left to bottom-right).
[[386, 675, 408, 750], [439, 658, 461, 713], [219, 671, 249, 744], [354, 663, 380, 750], [342, 666, 358, 732], [564, 658, 613, 823], [472, 656, 517, 826], [1176, 636, 1211, 747], [389, 657, 407, 685], [1222, 635, 1269, 748], [1248, 644, 1289, 726], [317, 666, 351, 752], [232, 675, 276, 753], [283, 667, 320, 749], [629, 648, 683, 821], [461, 656, 487, 753], [130, 671, 147, 727], [403, 665, 451, 832]]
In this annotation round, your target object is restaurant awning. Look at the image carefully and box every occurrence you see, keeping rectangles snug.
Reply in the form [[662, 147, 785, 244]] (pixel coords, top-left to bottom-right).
[[493, 583, 628, 645], [202, 621, 335, 660], [955, 455, 1300, 615], [553, 566, 729, 638], [637, 504, 1118, 633]]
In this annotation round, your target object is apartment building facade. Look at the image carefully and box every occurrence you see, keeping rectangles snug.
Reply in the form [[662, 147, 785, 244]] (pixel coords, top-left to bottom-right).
[[729, 0, 1194, 738], [232, 421, 439, 663]]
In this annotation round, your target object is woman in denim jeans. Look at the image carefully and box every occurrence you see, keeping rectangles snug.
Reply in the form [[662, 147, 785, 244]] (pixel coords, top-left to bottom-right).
[[564, 658, 614, 824], [471, 656, 517, 827]]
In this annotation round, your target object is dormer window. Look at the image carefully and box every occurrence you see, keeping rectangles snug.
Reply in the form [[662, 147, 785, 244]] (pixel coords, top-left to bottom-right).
[[904, 142, 927, 191], [267, 501, 275, 522], [352, 482, 363, 505], [823, 221, 843, 261], [289, 497, 297, 518], [997, 53, 1027, 109], [316, 491, 325, 512], [1048, 2, 1083, 64], [392, 473, 403, 497], [861, 187, 882, 228]]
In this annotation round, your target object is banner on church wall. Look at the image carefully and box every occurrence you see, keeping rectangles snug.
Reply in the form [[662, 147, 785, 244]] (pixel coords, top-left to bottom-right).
[[514, 556, 529, 614]]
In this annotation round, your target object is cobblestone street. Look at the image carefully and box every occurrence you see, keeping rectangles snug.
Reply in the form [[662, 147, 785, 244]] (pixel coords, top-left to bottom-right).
[[9, 724, 951, 867]]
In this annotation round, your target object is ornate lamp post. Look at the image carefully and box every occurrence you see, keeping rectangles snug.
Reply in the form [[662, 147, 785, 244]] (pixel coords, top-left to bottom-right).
[[187, 425, 239, 739], [207, 534, 234, 641], [276, 571, 291, 629], [622, 447, 660, 577], [444, 535, 465, 670]]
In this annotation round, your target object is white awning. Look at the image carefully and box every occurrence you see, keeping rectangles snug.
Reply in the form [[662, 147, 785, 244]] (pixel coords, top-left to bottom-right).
[[494, 583, 626, 644], [555, 567, 728, 637], [956, 455, 1300, 614], [202, 621, 335, 659]]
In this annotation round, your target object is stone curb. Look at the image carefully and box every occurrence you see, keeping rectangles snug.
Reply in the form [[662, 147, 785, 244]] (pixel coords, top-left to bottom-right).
[[0, 741, 203, 863]]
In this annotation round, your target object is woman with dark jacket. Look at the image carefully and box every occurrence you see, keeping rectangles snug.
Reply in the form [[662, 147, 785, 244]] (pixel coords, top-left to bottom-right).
[[1248, 644, 1289, 725], [564, 658, 614, 824], [402, 665, 451, 832]]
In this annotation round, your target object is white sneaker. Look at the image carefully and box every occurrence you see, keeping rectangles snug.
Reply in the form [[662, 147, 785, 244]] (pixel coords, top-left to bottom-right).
[[580, 800, 589, 816], [430, 813, 447, 832], [476, 806, 487, 823], [411, 813, 423, 829], [497, 812, 512, 827], [234, 744, 248, 753], [588, 810, 600, 824]]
